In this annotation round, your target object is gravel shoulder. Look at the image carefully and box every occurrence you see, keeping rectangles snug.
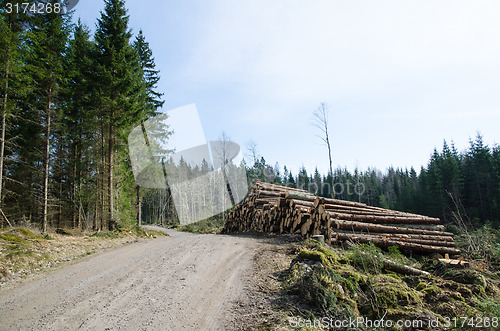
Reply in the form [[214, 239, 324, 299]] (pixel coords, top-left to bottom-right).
[[0, 228, 264, 330]]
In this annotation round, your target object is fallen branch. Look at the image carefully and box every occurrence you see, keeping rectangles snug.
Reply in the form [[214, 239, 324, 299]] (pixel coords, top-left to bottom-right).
[[0, 208, 12, 228]]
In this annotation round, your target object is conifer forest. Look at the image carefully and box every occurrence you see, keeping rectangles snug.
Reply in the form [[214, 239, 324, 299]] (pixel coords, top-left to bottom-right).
[[1, 0, 499, 235]]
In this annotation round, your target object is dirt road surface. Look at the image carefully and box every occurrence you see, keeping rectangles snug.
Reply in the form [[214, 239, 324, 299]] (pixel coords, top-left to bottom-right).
[[0, 228, 259, 330]]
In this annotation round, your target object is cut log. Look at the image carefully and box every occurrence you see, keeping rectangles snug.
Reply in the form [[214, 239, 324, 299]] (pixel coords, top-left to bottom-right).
[[383, 259, 430, 276], [322, 209, 441, 225], [332, 219, 454, 237], [333, 233, 461, 255], [284, 192, 316, 201], [355, 251, 430, 276], [223, 181, 458, 256]]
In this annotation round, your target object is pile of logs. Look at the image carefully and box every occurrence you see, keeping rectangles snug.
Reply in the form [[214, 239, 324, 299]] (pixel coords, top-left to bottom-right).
[[222, 182, 460, 255]]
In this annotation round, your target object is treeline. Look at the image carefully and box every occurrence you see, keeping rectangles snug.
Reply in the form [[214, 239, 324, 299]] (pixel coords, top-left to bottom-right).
[[0, 0, 164, 232], [2, 1, 497, 232], [247, 134, 500, 228]]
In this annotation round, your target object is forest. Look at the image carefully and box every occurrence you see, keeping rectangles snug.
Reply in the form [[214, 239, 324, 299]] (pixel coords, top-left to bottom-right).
[[247, 134, 500, 230], [1, 0, 499, 234], [0, 0, 163, 232]]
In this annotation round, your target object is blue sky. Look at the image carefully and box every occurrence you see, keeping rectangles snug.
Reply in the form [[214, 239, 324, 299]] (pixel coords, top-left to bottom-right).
[[73, 0, 500, 176]]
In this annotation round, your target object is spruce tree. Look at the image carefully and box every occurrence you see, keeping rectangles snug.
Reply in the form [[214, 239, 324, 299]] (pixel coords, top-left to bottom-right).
[[62, 20, 96, 229], [95, 0, 143, 230], [25, 3, 70, 233], [133, 30, 164, 117], [0, 3, 29, 225], [133, 29, 165, 225]]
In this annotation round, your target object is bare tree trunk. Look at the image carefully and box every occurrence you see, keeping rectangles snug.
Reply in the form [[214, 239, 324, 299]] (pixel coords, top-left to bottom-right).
[[76, 142, 83, 230], [0, 18, 14, 221], [58, 180, 62, 228], [100, 125, 105, 231], [312, 103, 334, 198], [71, 143, 77, 228], [0, 57, 9, 212], [93, 195, 98, 231], [108, 121, 114, 230], [42, 93, 52, 234], [136, 185, 141, 226], [326, 133, 334, 198]]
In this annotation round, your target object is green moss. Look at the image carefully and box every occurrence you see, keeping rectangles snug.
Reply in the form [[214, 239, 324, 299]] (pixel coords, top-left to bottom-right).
[[317, 246, 338, 261], [476, 295, 500, 317], [133, 227, 147, 237], [297, 249, 332, 266], [281, 240, 500, 328], [17, 228, 43, 240], [90, 231, 119, 239], [417, 282, 443, 297], [1, 228, 45, 243], [348, 243, 384, 274], [442, 269, 487, 288], [369, 274, 423, 310], [0, 233, 27, 244]]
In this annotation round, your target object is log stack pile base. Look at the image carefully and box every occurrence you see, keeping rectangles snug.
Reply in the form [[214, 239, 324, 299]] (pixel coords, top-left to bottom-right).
[[222, 182, 459, 256]]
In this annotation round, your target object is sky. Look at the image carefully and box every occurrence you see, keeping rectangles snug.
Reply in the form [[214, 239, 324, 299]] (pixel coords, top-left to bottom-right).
[[72, 0, 500, 176]]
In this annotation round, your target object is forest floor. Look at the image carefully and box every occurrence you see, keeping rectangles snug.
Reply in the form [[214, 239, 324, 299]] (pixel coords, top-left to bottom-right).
[[0, 226, 166, 285]]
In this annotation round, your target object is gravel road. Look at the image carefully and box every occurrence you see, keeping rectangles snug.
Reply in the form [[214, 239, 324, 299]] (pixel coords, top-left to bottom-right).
[[0, 228, 256, 330]]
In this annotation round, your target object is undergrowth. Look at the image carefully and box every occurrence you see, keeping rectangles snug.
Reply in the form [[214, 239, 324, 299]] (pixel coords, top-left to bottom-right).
[[179, 216, 224, 234], [281, 241, 500, 330], [1, 226, 166, 284]]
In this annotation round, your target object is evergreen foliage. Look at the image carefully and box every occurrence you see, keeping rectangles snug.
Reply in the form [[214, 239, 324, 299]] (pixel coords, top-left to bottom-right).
[[0, 0, 167, 231], [0, 2, 498, 233], [248, 133, 500, 229]]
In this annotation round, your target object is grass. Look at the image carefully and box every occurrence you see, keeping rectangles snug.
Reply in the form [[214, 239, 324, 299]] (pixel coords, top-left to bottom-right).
[[90, 231, 120, 239], [0, 225, 167, 284], [179, 216, 225, 234]]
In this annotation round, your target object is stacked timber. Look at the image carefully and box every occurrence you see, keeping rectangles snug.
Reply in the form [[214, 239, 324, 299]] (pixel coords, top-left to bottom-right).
[[222, 182, 460, 255]]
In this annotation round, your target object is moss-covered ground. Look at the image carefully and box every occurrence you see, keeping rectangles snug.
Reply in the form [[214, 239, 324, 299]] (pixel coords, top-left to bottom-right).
[[280, 240, 500, 330]]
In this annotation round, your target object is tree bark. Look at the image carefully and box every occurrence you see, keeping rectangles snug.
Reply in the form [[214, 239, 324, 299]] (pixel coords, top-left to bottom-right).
[[108, 120, 114, 230], [137, 185, 141, 226], [42, 92, 52, 234], [0, 18, 13, 216], [332, 233, 460, 255], [0, 63, 8, 209], [100, 125, 105, 231], [332, 219, 453, 237], [321, 209, 441, 225]]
